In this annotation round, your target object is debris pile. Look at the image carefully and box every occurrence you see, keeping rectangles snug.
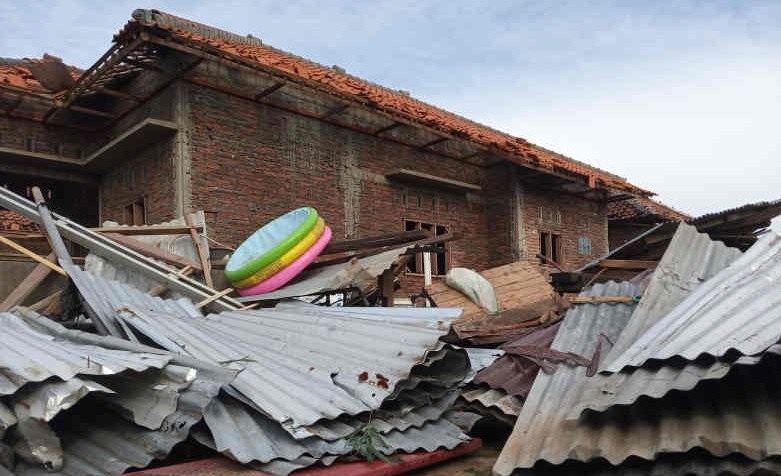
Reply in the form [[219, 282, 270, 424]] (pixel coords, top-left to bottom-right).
[[0, 187, 478, 475], [494, 222, 781, 475]]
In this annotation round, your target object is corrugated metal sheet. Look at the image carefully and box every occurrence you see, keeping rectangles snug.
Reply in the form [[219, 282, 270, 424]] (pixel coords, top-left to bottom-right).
[[194, 394, 469, 473], [495, 284, 781, 475], [464, 348, 504, 382], [473, 322, 561, 397], [493, 281, 642, 475], [460, 387, 523, 417], [11, 378, 112, 422], [84, 211, 209, 295], [16, 359, 231, 476], [606, 232, 781, 371], [65, 264, 201, 338], [236, 247, 409, 302], [117, 305, 465, 431], [569, 223, 741, 416], [0, 312, 171, 395]]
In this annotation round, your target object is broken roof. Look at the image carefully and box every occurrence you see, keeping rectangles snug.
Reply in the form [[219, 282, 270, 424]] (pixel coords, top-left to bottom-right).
[[608, 196, 690, 223], [0, 9, 649, 196], [120, 9, 647, 195], [0, 56, 79, 94]]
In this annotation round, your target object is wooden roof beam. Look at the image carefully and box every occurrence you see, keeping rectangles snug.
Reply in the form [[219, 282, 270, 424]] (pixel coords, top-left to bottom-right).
[[419, 137, 448, 149], [255, 82, 285, 100], [68, 105, 117, 119], [94, 87, 142, 103], [374, 122, 402, 136], [320, 103, 350, 119]]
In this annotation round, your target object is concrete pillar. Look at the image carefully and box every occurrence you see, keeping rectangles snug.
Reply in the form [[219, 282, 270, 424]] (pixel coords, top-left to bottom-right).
[[510, 166, 527, 261], [173, 82, 193, 217]]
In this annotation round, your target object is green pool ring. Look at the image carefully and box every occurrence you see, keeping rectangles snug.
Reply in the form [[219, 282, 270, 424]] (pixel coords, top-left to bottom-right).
[[225, 207, 319, 282]]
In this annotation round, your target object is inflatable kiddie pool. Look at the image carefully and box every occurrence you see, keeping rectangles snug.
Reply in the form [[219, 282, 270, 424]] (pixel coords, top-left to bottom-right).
[[238, 226, 333, 296], [233, 217, 325, 289], [225, 207, 318, 283]]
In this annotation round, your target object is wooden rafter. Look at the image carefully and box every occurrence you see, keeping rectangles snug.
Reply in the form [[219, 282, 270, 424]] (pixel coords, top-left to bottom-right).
[[255, 82, 285, 100], [419, 137, 448, 149], [374, 122, 402, 135], [320, 103, 350, 119]]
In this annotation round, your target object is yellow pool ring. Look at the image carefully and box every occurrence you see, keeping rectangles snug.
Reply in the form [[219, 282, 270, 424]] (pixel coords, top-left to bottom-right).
[[232, 217, 325, 289]]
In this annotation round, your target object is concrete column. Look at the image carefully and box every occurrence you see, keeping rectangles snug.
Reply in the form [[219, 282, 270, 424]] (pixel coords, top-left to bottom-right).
[[510, 166, 527, 261], [173, 82, 193, 217]]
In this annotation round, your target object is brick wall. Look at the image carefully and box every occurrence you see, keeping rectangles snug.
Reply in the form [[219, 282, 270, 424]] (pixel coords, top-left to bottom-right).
[[98, 140, 177, 225], [187, 84, 509, 277], [0, 116, 87, 160], [521, 185, 608, 270]]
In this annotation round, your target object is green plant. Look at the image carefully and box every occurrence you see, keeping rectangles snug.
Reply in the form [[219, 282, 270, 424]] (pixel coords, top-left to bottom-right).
[[346, 425, 389, 462], [465, 467, 483, 476]]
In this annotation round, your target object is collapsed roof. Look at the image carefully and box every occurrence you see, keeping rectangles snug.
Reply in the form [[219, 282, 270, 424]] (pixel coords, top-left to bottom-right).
[[0, 9, 649, 196]]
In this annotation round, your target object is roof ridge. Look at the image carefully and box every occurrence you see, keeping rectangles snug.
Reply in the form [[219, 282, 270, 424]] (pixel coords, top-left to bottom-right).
[[127, 9, 530, 146]]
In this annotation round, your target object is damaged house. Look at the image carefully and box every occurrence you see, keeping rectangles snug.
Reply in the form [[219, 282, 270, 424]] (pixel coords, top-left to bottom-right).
[[0, 9, 654, 290]]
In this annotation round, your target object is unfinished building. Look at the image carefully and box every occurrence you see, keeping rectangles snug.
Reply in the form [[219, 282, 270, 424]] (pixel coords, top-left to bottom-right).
[[0, 9, 653, 288]]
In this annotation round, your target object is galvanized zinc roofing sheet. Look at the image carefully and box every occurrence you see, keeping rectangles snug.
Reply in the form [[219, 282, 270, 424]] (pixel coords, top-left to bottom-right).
[[0, 312, 171, 395], [195, 394, 470, 470], [494, 281, 641, 475], [494, 283, 781, 475], [65, 264, 201, 338], [117, 304, 461, 430], [16, 360, 230, 476], [606, 232, 781, 372], [569, 224, 741, 416]]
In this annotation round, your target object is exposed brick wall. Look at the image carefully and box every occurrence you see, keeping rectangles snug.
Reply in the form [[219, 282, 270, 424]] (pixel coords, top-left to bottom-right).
[[187, 84, 509, 276], [0, 116, 87, 160], [98, 140, 177, 225], [521, 186, 608, 270], [609, 222, 655, 250]]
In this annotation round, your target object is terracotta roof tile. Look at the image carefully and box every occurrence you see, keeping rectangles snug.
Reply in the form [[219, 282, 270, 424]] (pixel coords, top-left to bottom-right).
[[609, 196, 690, 222], [0, 56, 80, 94], [118, 9, 650, 196], [0, 210, 38, 232]]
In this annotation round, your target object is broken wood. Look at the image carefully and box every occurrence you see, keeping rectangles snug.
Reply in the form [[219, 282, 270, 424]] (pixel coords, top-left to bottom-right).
[[0, 235, 66, 276], [536, 253, 567, 272], [196, 288, 233, 309], [599, 259, 657, 270], [184, 212, 214, 288], [314, 233, 458, 268], [103, 233, 203, 271], [148, 266, 195, 297], [569, 295, 637, 304], [0, 252, 59, 312], [92, 224, 203, 236], [323, 230, 428, 254]]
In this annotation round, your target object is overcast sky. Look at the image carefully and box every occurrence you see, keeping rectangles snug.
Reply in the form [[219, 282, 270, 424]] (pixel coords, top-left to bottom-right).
[[2, 1, 779, 227]]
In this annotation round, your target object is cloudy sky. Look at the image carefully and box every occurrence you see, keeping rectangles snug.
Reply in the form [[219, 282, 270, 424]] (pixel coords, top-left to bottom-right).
[[2, 1, 779, 225]]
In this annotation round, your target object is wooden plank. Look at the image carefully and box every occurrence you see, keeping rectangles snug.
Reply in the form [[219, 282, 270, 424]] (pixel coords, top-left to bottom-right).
[[184, 212, 213, 288], [103, 233, 202, 271], [0, 235, 66, 276], [569, 295, 637, 304], [600, 259, 658, 270], [386, 169, 482, 193], [0, 252, 58, 312], [92, 224, 203, 236], [196, 288, 233, 309], [323, 230, 428, 254], [149, 266, 195, 297]]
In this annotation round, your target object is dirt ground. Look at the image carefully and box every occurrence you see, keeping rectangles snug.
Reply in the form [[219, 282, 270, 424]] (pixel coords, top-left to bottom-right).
[[411, 445, 500, 476]]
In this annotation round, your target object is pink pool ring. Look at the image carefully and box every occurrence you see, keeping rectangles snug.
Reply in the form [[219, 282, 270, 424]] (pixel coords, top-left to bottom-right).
[[238, 226, 333, 296]]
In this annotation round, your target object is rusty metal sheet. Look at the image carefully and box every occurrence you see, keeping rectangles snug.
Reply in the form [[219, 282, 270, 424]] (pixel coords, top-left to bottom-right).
[[472, 322, 561, 397]]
